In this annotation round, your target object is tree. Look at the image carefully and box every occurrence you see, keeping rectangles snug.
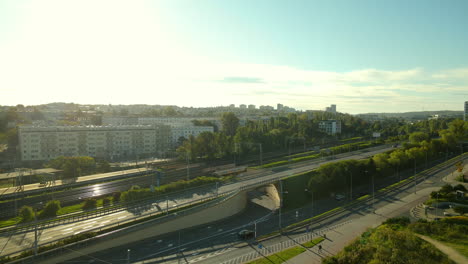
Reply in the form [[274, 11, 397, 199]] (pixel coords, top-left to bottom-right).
[[409, 132, 429, 144], [19, 206, 34, 222], [221, 112, 240, 137], [82, 198, 98, 210], [39, 200, 61, 219], [112, 192, 121, 203]]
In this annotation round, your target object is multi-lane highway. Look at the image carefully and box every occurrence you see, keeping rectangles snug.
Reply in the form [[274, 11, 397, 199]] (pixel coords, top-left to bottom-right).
[[67, 154, 464, 264], [0, 145, 390, 219], [0, 145, 394, 259]]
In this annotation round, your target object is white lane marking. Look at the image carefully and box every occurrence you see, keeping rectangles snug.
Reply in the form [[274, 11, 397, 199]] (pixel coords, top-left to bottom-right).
[[117, 216, 127, 219], [168, 244, 173, 247]]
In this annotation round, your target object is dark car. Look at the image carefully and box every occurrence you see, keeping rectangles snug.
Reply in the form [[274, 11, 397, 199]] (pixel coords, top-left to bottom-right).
[[238, 229, 254, 239]]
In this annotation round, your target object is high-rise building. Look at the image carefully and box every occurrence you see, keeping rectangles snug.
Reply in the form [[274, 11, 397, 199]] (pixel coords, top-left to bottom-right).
[[318, 120, 341, 135], [325, 104, 337, 113], [248, 104, 256, 109], [277, 103, 283, 111]]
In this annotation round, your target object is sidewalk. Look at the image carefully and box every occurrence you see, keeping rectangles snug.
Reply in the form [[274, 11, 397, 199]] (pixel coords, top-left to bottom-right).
[[289, 187, 437, 264]]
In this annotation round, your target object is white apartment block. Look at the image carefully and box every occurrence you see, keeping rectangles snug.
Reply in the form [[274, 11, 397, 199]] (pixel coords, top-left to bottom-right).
[[18, 125, 171, 161], [318, 120, 342, 135], [170, 125, 214, 145]]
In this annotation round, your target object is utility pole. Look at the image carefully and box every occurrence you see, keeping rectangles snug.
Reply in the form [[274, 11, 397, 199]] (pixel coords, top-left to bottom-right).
[[372, 172, 375, 213], [279, 180, 283, 233], [34, 208, 38, 256], [414, 158, 417, 194], [259, 143, 263, 166], [350, 171, 353, 200], [185, 152, 190, 181]]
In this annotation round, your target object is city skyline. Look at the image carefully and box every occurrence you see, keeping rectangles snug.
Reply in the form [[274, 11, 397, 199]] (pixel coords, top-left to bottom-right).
[[1, 0, 467, 114]]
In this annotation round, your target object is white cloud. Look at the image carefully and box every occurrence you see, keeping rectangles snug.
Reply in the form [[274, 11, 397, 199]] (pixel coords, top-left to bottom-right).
[[0, 1, 467, 113]]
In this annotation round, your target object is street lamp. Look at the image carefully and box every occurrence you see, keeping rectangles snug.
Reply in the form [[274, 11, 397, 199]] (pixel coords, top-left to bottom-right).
[[278, 180, 288, 233], [413, 158, 417, 194]]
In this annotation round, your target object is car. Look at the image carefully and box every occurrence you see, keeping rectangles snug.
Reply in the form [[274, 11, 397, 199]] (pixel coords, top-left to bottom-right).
[[238, 229, 254, 239], [335, 194, 345, 201]]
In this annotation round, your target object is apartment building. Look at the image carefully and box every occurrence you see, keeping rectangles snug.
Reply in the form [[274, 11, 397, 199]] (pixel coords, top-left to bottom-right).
[[170, 124, 214, 145], [318, 120, 342, 135], [18, 125, 171, 161]]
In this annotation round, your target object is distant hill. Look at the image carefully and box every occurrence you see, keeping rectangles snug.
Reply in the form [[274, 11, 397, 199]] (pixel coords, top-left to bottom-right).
[[356, 110, 463, 121]]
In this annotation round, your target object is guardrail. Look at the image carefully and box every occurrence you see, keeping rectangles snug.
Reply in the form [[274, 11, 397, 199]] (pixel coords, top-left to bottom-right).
[[2, 144, 393, 235], [0, 182, 220, 234], [1, 189, 240, 262], [2, 152, 465, 263], [281, 153, 468, 232]]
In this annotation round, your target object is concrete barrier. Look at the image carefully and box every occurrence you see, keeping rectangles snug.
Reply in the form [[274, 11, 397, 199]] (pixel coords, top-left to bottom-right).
[[38, 190, 248, 264]]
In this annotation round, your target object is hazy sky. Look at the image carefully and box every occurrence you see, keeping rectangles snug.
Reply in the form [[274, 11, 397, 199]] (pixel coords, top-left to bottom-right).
[[1, 0, 467, 114]]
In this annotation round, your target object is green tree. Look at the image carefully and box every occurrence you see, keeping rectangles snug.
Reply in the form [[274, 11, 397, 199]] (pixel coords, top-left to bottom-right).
[[409, 132, 429, 144], [19, 206, 34, 222], [39, 200, 61, 219], [82, 198, 98, 210], [221, 112, 240, 137]]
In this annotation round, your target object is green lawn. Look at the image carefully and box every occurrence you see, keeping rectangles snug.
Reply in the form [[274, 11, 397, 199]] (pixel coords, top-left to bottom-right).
[[246, 246, 306, 264], [0, 217, 21, 228], [246, 237, 324, 264], [303, 237, 324, 248], [441, 240, 468, 258], [282, 171, 314, 210]]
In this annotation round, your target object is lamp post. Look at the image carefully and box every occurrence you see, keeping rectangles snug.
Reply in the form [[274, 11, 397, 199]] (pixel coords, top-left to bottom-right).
[[34, 208, 38, 256], [185, 152, 190, 181], [127, 249, 131, 264], [414, 158, 417, 194]]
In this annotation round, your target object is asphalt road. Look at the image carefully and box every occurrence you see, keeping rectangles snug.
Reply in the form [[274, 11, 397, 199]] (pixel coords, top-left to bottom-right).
[[65, 154, 465, 264], [0, 145, 391, 220], [0, 145, 394, 259]]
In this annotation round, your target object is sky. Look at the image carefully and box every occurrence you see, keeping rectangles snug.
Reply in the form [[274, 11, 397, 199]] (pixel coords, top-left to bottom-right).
[[1, 0, 467, 114]]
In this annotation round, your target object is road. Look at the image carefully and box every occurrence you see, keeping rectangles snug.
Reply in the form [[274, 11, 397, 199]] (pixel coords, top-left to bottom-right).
[[64, 154, 465, 264], [0, 188, 217, 257], [0, 144, 395, 260]]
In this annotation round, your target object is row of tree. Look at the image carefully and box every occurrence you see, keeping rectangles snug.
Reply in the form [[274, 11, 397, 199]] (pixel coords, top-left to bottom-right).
[[306, 120, 467, 197], [46, 156, 111, 178]]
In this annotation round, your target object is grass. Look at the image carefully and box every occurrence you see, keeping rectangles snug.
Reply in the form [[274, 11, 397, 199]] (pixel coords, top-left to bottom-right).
[[440, 240, 468, 258], [282, 171, 314, 210], [0, 217, 21, 228], [0, 197, 115, 228], [246, 237, 324, 264], [302, 237, 325, 248], [57, 203, 85, 215], [246, 246, 306, 264]]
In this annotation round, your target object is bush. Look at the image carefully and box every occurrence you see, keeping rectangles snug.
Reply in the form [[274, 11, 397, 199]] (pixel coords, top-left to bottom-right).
[[383, 216, 410, 227], [102, 198, 111, 207], [453, 184, 467, 192], [19, 206, 34, 222], [112, 192, 121, 203], [453, 206, 468, 215], [38, 200, 61, 219], [82, 198, 97, 210]]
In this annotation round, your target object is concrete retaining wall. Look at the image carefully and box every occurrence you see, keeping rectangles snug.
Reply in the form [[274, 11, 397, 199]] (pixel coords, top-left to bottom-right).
[[259, 183, 280, 209], [39, 191, 248, 264]]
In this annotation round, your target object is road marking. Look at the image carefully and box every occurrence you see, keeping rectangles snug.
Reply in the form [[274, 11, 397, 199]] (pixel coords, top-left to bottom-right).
[[118, 216, 127, 219], [168, 244, 173, 247]]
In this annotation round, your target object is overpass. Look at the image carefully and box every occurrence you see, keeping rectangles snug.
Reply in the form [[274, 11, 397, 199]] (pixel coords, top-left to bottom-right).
[[0, 145, 393, 262]]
